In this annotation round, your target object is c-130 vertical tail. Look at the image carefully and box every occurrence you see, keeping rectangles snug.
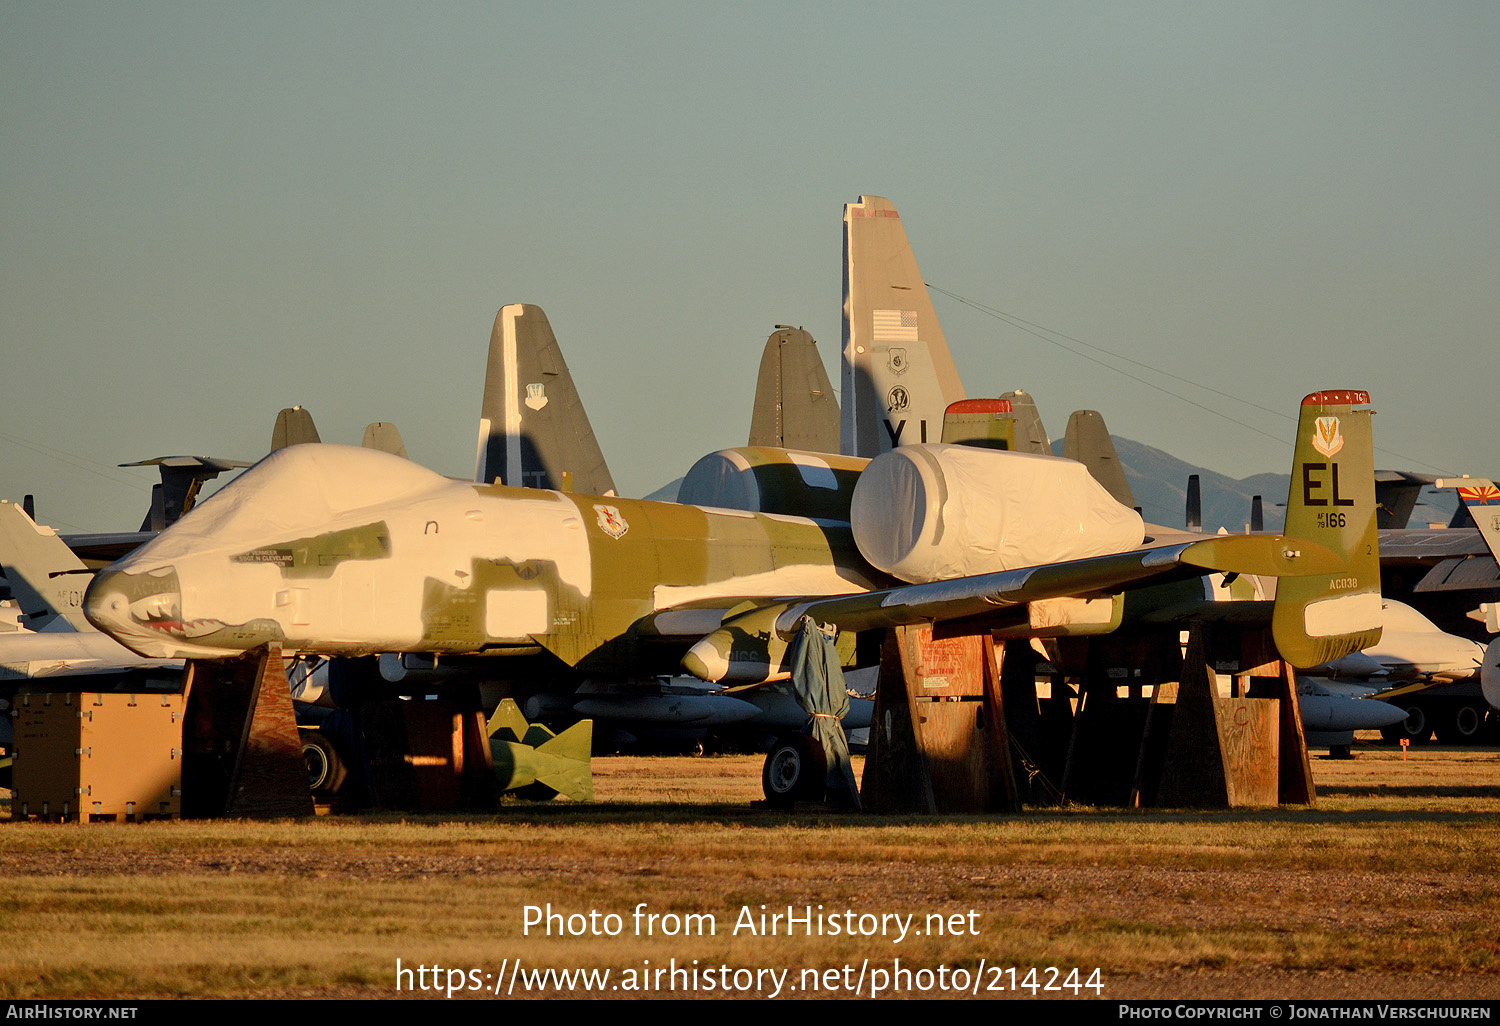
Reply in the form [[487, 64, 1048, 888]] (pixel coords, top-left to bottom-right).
[[1272, 390, 1382, 667], [475, 304, 616, 496], [841, 196, 966, 458]]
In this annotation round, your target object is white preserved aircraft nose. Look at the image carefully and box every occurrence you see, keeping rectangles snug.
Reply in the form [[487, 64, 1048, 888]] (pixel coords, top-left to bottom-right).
[[83, 567, 186, 660]]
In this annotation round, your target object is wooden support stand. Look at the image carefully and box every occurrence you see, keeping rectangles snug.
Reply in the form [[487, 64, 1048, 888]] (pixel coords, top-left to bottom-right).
[[863, 621, 1315, 813], [1141, 625, 1313, 808], [861, 624, 1019, 813], [354, 688, 496, 812], [182, 643, 313, 819]]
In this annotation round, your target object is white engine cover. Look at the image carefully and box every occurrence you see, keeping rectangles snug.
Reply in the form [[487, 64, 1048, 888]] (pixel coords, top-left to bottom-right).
[[849, 444, 1146, 584]]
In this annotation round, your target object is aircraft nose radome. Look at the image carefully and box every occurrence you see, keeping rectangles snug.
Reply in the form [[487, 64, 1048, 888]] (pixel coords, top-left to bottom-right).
[[83, 568, 183, 659], [82, 570, 131, 635]]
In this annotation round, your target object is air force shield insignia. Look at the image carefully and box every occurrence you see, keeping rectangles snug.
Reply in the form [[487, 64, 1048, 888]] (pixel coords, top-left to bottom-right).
[[593, 504, 629, 539], [1311, 416, 1344, 458]]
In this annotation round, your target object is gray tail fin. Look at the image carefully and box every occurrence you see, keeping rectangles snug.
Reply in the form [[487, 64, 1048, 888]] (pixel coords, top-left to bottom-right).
[[0, 500, 94, 631], [1063, 409, 1133, 508], [1250, 495, 1264, 532], [998, 390, 1049, 454], [1374, 471, 1437, 529], [841, 195, 966, 457], [748, 326, 839, 452], [271, 406, 321, 449], [119, 456, 251, 531], [475, 304, 615, 496], [361, 422, 408, 459]]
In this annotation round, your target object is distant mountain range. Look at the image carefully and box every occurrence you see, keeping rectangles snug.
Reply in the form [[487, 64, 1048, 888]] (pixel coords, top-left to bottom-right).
[[641, 437, 1458, 532], [1086, 436, 1290, 532], [1074, 436, 1457, 533]]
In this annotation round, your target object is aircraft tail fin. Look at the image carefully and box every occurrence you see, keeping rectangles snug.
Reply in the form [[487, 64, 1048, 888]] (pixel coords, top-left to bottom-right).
[[1374, 471, 1438, 529], [998, 390, 1049, 454], [748, 325, 839, 452], [271, 406, 321, 449], [0, 500, 94, 632], [534, 717, 592, 765], [475, 304, 616, 496], [120, 456, 251, 531], [487, 698, 593, 801], [1063, 409, 1134, 508], [1436, 478, 1500, 562], [841, 195, 965, 457], [486, 697, 532, 744], [361, 422, 408, 459], [940, 398, 1016, 449], [1271, 390, 1382, 668]]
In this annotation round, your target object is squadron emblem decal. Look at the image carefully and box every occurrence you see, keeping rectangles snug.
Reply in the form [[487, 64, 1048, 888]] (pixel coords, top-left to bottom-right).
[[593, 504, 629, 539], [524, 383, 548, 411], [1311, 416, 1344, 458]]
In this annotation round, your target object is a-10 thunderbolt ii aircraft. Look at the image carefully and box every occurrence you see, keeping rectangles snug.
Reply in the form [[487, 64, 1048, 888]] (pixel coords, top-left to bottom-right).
[[81, 387, 1381, 707], [78, 193, 1382, 733]]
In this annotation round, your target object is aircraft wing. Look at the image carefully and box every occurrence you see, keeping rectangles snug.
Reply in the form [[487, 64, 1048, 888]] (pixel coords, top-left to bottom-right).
[[682, 533, 1346, 684], [1377, 528, 1488, 563], [0, 629, 180, 679]]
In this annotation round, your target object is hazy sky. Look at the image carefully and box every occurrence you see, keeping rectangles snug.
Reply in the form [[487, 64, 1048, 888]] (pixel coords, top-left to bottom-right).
[[4, 2, 1497, 532]]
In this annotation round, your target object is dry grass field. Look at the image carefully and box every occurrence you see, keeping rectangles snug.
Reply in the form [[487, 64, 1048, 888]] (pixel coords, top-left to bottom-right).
[[3, 743, 1500, 1001]]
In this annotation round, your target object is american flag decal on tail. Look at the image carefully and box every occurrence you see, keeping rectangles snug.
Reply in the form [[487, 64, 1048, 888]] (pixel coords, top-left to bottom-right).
[[872, 309, 919, 342]]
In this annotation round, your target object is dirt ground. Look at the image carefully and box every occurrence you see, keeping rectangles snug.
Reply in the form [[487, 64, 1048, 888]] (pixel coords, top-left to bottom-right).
[[3, 743, 1499, 1001]]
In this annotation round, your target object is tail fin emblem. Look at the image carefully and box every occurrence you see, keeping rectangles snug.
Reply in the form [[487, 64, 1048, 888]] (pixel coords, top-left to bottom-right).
[[524, 383, 548, 411], [1312, 416, 1344, 457], [1458, 484, 1500, 505]]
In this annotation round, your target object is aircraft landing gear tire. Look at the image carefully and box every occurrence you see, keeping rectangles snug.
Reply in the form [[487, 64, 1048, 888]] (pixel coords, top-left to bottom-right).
[[301, 732, 348, 797], [1380, 704, 1431, 745], [761, 735, 826, 808], [1434, 702, 1486, 745]]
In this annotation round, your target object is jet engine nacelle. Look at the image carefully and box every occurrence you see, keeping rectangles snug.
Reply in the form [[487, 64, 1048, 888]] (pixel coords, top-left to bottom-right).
[[1482, 641, 1500, 714], [849, 444, 1145, 585], [677, 446, 867, 521]]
